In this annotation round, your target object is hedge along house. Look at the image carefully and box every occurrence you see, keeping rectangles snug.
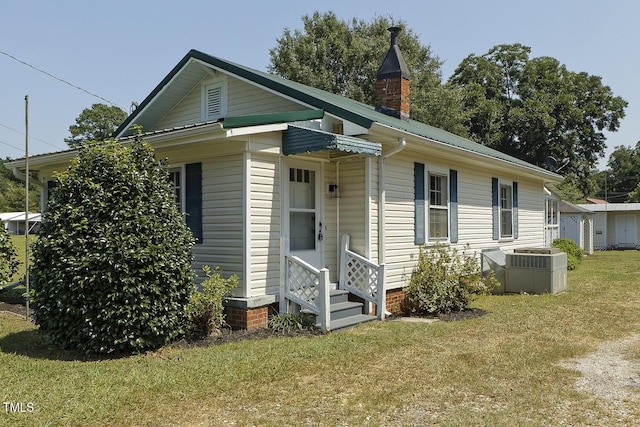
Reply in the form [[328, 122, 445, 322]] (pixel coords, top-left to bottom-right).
[[6, 30, 562, 331]]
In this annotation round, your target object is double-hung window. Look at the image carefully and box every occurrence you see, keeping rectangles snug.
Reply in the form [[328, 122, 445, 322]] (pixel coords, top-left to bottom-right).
[[500, 184, 513, 238], [415, 162, 455, 244], [429, 173, 448, 240]]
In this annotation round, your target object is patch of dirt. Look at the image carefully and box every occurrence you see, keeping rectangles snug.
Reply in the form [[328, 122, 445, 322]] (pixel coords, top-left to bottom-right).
[[560, 335, 640, 401], [437, 308, 487, 322], [555, 335, 640, 424], [394, 308, 488, 323]]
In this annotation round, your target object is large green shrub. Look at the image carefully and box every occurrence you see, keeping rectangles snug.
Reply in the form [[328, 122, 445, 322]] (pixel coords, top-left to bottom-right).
[[30, 137, 195, 354], [552, 238, 584, 270], [404, 244, 498, 315], [0, 228, 19, 287], [186, 266, 237, 338]]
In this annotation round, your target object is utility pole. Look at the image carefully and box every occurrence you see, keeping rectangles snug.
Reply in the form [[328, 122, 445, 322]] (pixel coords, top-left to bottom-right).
[[24, 95, 29, 319]]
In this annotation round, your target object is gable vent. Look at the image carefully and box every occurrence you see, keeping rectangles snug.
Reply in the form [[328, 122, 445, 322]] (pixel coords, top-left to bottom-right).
[[202, 77, 227, 121], [206, 86, 222, 118]]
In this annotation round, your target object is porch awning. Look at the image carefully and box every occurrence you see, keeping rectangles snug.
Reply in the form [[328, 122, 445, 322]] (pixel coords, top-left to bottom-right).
[[282, 125, 381, 156]]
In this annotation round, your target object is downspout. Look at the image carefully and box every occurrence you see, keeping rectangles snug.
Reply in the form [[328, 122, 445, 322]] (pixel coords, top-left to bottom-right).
[[378, 138, 406, 264]]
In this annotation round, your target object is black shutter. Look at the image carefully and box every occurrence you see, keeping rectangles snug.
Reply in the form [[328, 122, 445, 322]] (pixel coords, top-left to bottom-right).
[[450, 170, 458, 243], [492, 177, 499, 240], [513, 182, 519, 239], [185, 162, 203, 243], [414, 162, 425, 244]]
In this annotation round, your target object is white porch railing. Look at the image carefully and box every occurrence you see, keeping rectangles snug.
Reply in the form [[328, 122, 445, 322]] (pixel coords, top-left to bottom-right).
[[283, 254, 331, 332], [339, 234, 386, 320]]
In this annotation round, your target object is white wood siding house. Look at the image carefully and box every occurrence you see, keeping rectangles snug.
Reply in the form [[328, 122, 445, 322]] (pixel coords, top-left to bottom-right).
[[6, 45, 562, 330]]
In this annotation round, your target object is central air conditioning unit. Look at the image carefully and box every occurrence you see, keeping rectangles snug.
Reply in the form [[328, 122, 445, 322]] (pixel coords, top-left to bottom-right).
[[505, 248, 567, 294]]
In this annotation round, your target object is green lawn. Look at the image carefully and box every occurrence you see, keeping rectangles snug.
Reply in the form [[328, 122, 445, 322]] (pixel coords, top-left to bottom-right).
[[7, 235, 36, 284], [1, 251, 639, 426]]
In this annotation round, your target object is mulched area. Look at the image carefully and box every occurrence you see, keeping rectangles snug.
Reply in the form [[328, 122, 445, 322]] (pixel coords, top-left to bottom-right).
[[1, 292, 486, 348], [0, 296, 32, 318]]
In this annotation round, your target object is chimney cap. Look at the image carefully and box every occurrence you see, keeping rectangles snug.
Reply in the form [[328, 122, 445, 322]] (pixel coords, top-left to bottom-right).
[[377, 26, 410, 80]]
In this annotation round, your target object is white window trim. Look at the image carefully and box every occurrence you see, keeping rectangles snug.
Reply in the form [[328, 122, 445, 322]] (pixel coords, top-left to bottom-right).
[[201, 76, 228, 121], [545, 198, 559, 226], [426, 168, 450, 243], [499, 182, 514, 240], [168, 164, 186, 215]]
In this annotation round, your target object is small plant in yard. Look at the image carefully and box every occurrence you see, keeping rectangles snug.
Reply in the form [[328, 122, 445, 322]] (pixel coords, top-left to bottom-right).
[[404, 243, 499, 315], [552, 238, 584, 270], [268, 312, 315, 334], [186, 266, 237, 338], [0, 228, 19, 287]]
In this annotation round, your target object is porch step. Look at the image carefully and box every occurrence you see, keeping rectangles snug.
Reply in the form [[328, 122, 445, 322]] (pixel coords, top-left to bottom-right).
[[305, 289, 377, 331], [330, 313, 377, 331]]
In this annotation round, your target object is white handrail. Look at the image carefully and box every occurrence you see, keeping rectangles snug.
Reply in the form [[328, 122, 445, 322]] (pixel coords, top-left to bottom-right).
[[284, 253, 331, 332], [340, 234, 386, 320]]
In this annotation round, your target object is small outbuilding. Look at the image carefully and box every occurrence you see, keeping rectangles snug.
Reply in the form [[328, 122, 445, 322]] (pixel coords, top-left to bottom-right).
[[559, 201, 594, 254], [0, 211, 41, 235]]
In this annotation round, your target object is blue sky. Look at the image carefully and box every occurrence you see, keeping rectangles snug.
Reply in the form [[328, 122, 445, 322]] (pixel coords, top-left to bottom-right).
[[1, 0, 638, 170]]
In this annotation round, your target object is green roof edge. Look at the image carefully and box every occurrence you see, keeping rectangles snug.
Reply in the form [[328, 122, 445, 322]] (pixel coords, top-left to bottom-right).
[[224, 109, 324, 129]]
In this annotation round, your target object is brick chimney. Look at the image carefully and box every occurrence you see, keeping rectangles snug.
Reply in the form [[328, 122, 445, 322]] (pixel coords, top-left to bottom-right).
[[375, 26, 410, 120]]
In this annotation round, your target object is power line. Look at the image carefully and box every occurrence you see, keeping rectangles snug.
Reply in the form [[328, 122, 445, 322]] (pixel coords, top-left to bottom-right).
[[0, 50, 122, 108], [0, 122, 65, 151], [0, 138, 23, 152]]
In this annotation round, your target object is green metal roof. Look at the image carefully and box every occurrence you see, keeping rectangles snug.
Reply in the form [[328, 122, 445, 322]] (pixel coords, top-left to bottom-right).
[[224, 109, 324, 129], [115, 49, 560, 179], [283, 126, 381, 156]]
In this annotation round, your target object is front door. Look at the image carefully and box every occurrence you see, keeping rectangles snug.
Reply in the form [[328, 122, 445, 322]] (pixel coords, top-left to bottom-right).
[[284, 162, 323, 268]]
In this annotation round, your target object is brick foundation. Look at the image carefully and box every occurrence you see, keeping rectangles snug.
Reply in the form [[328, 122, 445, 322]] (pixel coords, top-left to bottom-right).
[[225, 306, 269, 331], [385, 288, 406, 316]]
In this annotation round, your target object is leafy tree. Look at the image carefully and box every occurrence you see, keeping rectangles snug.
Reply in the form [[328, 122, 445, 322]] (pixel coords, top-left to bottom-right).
[[0, 158, 40, 212], [0, 227, 19, 287], [602, 142, 640, 202], [449, 44, 627, 192], [269, 11, 469, 136], [65, 103, 127, 148], [30, 136, 195, 354]]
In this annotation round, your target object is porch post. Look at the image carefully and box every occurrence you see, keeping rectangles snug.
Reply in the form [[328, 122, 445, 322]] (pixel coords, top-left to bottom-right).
[[376, 263, 386, 320], [319, 268, 331, 332], [280, 236, 288, 314], [339, 234, 350, 288]]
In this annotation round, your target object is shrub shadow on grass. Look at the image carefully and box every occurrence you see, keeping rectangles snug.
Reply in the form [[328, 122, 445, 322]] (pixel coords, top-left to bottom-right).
[[0, 328, 128, 362]]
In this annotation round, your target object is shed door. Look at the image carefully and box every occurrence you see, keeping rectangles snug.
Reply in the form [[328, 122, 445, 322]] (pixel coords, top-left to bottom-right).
[[284, 163, 323, 268], [616, 215, 637, 245]]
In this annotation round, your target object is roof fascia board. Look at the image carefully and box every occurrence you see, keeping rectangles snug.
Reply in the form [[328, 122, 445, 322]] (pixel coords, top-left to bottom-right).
[[114, 52, 199, 138], [225, 123, 288, 138], [371, 122, 562, 182], [6, 150, 78, 169]]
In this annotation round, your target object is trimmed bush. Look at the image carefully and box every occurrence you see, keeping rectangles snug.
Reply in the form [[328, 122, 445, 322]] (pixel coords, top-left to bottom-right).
[[30, 137, 195, 355], [0, 228, 19, 287], [552, 238, 584, 270], [404, 243, 498, 315], [186, 266, 237, 338]]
